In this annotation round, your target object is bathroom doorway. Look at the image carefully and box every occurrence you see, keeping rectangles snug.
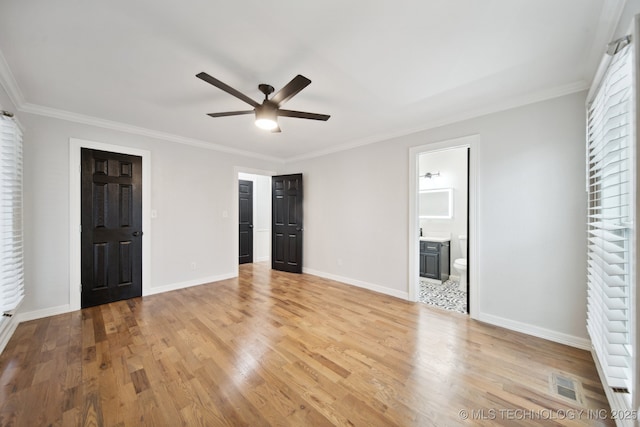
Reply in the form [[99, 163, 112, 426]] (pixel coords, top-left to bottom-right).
[[408, 135, 479, 318], [417, 147, 468, 313]]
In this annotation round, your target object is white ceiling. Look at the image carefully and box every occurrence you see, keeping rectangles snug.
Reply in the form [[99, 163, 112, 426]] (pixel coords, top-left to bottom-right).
[[0, 0, 624, 161]]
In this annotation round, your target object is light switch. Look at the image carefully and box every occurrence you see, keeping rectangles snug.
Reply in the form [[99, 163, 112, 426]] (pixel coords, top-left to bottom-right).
[[222, 210, 229, 218], [151, 209, 157, 219]]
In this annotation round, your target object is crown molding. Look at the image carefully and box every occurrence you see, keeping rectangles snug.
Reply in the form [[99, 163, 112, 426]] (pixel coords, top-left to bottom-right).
[[583, 0, 628, 83], [0, 47, 590, 165], [0, 49, 25, 109], [286, 79, 589, 163], [0, 2, 624, 165], [0, 49, 25, 131], [19, 102, 284, 163], [0, 46, 283, 164], [3, 69, 588, 166]]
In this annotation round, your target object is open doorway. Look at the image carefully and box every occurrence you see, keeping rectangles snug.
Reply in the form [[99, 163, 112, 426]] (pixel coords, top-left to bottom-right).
[[417, 147, 468, 313], [237, 172, 272, 265], [408, 135, 479, 319]]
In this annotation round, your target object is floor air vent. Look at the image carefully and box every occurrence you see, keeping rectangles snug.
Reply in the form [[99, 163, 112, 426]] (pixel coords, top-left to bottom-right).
[[550, 373, 584, 404]]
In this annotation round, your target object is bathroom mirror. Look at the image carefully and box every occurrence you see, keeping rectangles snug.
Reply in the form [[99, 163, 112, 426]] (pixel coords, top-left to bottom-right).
[[419, 188, 452, 219]]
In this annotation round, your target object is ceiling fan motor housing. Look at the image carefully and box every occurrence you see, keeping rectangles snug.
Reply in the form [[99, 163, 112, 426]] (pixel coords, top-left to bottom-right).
[[258, 84, 275, 98]]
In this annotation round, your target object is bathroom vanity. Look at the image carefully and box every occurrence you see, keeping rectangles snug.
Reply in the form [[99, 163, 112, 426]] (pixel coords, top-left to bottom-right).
[[419, 238, 450, 281]]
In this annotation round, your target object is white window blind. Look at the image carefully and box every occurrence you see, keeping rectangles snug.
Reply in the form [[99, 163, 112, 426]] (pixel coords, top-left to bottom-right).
[[0, 114, 24, 315], [586, 42, 633, 393]]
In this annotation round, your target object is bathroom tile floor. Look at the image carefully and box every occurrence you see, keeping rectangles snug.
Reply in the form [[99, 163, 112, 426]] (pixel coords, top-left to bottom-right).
[[418, 279, 467, 314]]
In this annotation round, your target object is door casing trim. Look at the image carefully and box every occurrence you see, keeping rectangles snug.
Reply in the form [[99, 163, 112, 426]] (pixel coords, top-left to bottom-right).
[[69, 138, 152, 310]]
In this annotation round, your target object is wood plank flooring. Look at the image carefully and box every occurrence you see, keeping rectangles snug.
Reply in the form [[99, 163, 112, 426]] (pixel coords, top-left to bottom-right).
[[0, 263, 613, 426]]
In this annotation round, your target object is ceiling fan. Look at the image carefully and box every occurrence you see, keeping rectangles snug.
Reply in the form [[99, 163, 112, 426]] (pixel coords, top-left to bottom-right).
[[196, 72, 330, 133]]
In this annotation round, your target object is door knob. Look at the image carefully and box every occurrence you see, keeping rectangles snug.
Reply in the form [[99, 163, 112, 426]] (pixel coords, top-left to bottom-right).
[[249, 224, 253, 228], [132, 231, 143, 237]]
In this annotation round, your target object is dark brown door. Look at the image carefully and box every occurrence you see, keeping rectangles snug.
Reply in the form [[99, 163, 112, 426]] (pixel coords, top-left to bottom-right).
[[238, 179, 254, 264], [81, 148, 143, 308], [272, 173, 303, 273]]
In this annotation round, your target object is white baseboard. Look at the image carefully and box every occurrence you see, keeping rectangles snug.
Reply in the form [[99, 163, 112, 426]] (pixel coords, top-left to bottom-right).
[[16, 274, 236, 321], [0, 275, 238, 355], [16, 304, 72, 323], [0, 316, 19, 354], [143, 273, 236, 296], [255, 256, 270, 263], [303, 268, 409, 300], [0, 304, 73, 353], [360, 277, 586, 350], [478, 313, 591, 350]]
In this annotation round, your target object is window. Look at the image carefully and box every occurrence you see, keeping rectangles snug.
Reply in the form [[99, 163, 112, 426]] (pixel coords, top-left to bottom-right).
[[0, 114, 24, 317], [586, 38, 634, 402]]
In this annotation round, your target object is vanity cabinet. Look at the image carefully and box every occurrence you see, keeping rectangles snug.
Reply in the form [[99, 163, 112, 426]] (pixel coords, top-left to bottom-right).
[[419, 240, 450, 281]]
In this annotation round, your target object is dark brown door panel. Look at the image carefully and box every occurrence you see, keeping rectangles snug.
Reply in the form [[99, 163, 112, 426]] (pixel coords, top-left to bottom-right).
[[81, 148, 142, 308], [272, 174, 303, 273]]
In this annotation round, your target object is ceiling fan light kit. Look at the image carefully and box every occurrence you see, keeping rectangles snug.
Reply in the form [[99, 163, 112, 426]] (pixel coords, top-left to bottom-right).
[[196, 72, 330, 133], [255, 106, 278, 130]]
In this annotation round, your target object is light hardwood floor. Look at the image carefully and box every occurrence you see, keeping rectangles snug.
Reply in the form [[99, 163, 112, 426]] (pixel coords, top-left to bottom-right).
[[0, 263, 613, 426]]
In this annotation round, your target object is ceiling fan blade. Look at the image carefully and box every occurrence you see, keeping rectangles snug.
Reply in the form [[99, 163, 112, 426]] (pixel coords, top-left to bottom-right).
[[206, 110, 254, 118], [270, 75, 311, 106], [278, 109, 330, 121], [271, 125, 282, 133], [196, 72, 259, 108]]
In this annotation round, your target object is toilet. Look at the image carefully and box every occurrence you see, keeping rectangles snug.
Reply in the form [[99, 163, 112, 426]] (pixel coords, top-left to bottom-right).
[[453, 235, 467, 292]]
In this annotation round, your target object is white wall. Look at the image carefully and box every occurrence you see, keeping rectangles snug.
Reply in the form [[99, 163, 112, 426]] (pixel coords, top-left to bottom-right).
[[238, 172, 271, 263], [284, 141, 410, 299], [613, 0, 640, 41], [283, 91, 589, 346], [0, 82, 15, 114], [20, 112, 280, 315], [419, 147, 468, 265]]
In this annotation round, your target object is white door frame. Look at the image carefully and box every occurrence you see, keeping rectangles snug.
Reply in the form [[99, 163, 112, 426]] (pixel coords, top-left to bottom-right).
[[69, 138, 152, 311], [408, 134, 480, 319]]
